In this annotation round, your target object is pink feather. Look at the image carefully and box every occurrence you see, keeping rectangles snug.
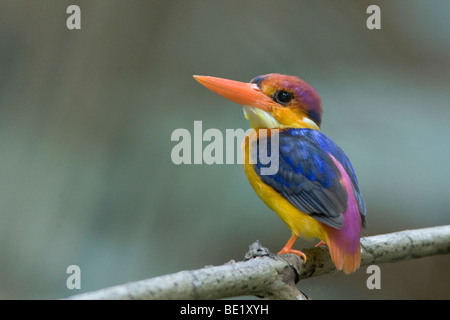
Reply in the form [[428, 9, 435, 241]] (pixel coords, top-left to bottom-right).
[[323, 155, 362, 274]]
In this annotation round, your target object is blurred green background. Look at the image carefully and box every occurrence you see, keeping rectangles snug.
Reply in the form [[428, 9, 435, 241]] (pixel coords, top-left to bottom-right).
[[0, 0, 449, 299]]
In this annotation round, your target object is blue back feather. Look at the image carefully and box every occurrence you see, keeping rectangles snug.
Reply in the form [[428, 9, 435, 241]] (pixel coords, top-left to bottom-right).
[[253, 128, 366, 229]]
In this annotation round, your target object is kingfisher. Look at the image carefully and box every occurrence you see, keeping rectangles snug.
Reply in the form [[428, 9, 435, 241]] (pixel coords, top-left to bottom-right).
[[193, 74, 366, 274]]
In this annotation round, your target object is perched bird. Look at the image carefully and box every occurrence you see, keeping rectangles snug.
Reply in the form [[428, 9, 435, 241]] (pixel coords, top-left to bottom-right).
[[194, 74, 366, 274]]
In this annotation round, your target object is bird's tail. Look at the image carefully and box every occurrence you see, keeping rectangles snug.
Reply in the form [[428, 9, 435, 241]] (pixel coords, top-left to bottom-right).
[[324, 225, 361, 274], [324, 155, 362, 274]]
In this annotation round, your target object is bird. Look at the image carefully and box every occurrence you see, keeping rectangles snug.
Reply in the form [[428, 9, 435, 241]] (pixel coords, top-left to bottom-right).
[[193, 73, 366, 274]]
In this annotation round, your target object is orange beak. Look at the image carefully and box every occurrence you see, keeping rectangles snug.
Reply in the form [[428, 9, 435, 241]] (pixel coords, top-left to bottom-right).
[[193, 75, 277, 112]]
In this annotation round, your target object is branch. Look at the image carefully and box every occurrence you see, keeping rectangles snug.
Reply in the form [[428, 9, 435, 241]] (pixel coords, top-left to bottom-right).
[[67, 225, 450, 300]]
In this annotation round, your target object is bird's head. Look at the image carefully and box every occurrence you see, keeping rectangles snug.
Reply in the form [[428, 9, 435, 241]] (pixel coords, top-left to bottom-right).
[[194, 73, 322, 130]]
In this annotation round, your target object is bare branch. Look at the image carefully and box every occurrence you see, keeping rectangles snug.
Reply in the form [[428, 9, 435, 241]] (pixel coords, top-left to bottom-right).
[[67, 225, 450, 300]]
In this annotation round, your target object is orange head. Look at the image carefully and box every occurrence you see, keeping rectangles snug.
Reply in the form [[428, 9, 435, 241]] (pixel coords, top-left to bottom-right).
[[194, 73, 322, 130]]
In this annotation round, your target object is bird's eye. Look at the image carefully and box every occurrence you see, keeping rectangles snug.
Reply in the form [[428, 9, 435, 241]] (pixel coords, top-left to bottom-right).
[[274, 90, 293, 105]]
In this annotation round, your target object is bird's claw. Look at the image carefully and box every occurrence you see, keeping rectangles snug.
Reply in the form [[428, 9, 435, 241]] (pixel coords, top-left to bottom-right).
[[315, 240, 327, 247], [277, 248, 307, 262]]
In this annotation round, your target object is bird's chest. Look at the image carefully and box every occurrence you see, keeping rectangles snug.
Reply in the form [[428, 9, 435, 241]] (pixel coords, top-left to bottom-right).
[[241, 129, 326, 238], [242, 129, 288, 206]]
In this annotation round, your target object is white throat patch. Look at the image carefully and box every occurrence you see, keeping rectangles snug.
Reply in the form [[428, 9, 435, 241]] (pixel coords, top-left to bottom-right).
[[243, 106, 283, 129], [243, 105, 319, 130]]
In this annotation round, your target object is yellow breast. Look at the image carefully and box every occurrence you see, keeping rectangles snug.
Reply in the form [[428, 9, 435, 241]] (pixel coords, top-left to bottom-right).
[[242, 130, 326, 241]]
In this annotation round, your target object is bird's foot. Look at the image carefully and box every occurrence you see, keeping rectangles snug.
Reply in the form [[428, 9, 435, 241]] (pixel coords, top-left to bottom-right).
[[315, 240, 327, 247], [277, 247, 307, 262]]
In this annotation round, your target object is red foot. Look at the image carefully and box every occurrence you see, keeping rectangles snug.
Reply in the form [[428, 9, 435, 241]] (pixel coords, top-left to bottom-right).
[[277, 247, 307, 261], [315, 240, 328, 247], [277, 235, 307, 262]]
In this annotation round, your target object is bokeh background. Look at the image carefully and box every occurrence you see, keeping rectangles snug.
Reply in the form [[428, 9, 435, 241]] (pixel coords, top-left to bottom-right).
[[0, 0, 449, 299]]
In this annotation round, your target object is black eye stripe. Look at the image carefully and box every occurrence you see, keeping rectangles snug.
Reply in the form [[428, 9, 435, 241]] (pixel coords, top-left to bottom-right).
[[274, 90, 293, 105], [250, 75, 268, 89]]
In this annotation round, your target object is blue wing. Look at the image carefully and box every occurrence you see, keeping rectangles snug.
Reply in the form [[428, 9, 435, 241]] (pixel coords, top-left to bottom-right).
[[253, 128, 366, 229]]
